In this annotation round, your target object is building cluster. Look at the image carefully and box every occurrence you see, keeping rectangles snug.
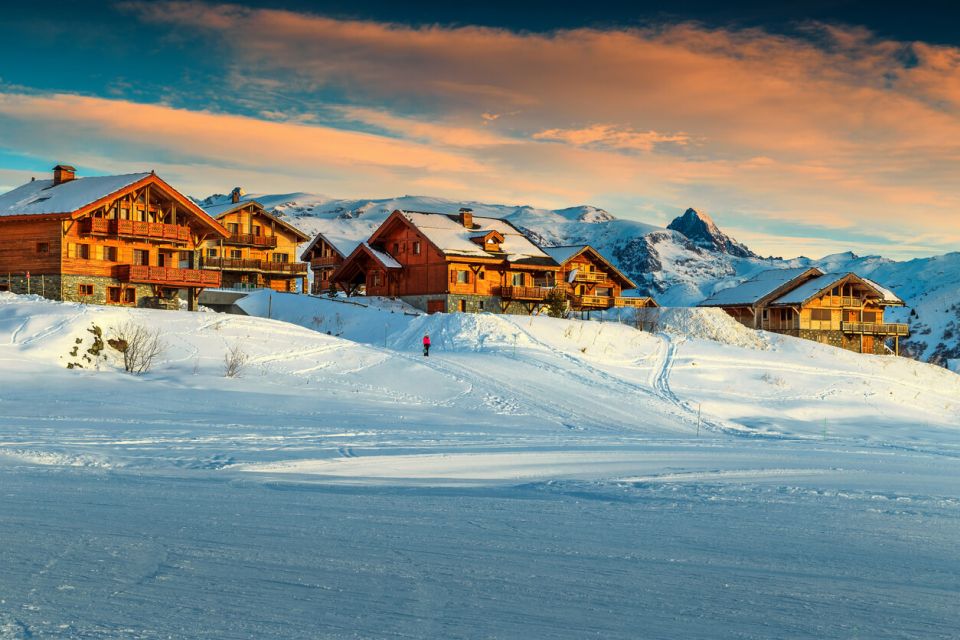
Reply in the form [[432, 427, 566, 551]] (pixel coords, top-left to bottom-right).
[[0, 166, 908, 355]]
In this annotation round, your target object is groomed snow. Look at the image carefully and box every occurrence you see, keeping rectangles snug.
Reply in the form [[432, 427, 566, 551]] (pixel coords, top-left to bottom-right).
[[1, 291, 958, 638]]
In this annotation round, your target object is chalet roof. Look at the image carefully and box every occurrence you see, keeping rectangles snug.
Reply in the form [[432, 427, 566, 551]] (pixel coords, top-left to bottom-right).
[[861, 277, 905, 306], [202, 200, 310, 242], [362, 242, 402, 269], [700, 267, 823, 307], [0, 173, 151, 217], [769, 272, 901, 307], [299, 231, 360, 261], [543, 244, 637, 290], [398, 210, 556, 266]]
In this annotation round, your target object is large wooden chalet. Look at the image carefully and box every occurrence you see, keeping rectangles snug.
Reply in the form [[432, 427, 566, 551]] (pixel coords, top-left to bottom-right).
[[300, 231, 359, 295], [330, 208, 648, 315], [700, 267, 909, 354], [201, 189, 310, 293], [0, 165, 227, 310]]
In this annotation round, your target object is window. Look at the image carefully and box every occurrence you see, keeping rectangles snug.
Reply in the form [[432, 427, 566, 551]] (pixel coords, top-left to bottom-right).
[[133, 249, 149, 266], [393, 242, 400, 254], [107, 286, 121, 303], [124, 288, 136, 304], [478, 300, 484, 311], [207, 248, 218, 257], [457, 270, 470, 284], [458, 299, 467, 312], [273, 253, 289, 263], [253, 225, 262, 236], [478, 269, 484, 280], [811, 309, 832, 322], [228, 223, 239, 234], [36, 242, 49, 254], [372, 271, 382, 287], [76, 244, 90, 260], [230, 249, 242, 259], [512, 273, 524, 286], [862, 312, 877, 323], [103, 246, 118, 262], [413, 241, 421, 255], [78, 284, 94, 297]]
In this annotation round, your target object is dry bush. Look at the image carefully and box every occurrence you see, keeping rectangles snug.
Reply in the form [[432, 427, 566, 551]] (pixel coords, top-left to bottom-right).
[[108, 322, 166, 375], [223, 342, 249, 378]]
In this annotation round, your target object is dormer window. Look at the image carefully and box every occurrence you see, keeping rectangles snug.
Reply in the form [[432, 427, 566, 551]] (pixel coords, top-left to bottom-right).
[[471, 230, 504, 252]]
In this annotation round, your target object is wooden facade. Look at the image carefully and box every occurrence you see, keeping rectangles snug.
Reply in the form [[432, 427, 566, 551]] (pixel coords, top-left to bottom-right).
[[201, 194, 309, 293], [0, 167, 228, 309], [701, 268, 909, 355], [332, 209, 561, 314], [544, 245, 655, 312], [300, 233, 350, 295]]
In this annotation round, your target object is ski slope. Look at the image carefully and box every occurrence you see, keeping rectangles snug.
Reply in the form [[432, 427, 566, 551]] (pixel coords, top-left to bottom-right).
[[0, 291, 958, 638]]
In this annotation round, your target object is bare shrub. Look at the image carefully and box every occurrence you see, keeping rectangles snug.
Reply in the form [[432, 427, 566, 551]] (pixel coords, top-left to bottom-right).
[[634, 306, 660, 333], [108, 322, 166, 375], [223, 342, 249, 378]]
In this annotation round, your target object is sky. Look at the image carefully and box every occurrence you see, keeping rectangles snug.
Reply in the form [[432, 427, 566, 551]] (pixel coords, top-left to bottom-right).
[[1, 0, 959, 260]]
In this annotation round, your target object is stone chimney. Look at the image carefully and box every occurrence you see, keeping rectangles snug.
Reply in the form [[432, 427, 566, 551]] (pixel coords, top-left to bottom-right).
[[458, 207, 474, 228], [53, 165, 76, 186], [231, 187, 243, 204]]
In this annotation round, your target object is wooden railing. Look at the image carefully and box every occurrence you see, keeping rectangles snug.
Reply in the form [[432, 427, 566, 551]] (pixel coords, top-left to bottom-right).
[[115, 264, 221, 288], [615, 297, 654, 308], [576, 295, 614, 308], [203, 257, 307, 274], [498, 285, 552, 301], [80, 218, 191, 243], [841, 321, 909, 336], [573, 271, 608, 283], [310, 256, 341, 267], [226, 233, 278, 248]]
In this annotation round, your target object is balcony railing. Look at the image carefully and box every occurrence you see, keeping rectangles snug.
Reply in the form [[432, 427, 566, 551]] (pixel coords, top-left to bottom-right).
[[310, 256, 342, 268], [572, 271, 608, 283], [498, 285, 552, 301], [575, 295, 614, 308], [81, 218, 191, 243], [615, 297, 654, 308], [115, 265, 221, 288], [226, 233, 278, 248], [841, 321, 909, 336], [203, 257, 307, 274]]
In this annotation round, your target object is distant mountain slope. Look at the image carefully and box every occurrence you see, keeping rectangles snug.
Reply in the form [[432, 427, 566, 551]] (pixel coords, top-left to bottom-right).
[[198, 190, 959, 369]]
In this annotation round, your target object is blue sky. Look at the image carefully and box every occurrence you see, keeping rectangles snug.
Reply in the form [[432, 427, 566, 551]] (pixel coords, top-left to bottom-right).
[[1, 1, 959, 259]]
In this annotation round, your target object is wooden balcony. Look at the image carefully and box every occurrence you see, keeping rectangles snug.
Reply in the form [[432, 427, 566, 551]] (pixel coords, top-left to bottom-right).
[[226, 233, 278, 248], [80, 218, 190, 244], [498, 285, 552, 301], [115, 264, 221, 288], [575, 295, 614, 308], [572, 271, 608, 283], [841, 321, 909, 336], [203, 257, 307, 274], [615, 297, 654, 308], [310, 256, 341, 268]]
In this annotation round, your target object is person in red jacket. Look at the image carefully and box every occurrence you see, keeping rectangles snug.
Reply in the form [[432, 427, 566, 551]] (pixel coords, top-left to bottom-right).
[[422, 334, 431, 357]]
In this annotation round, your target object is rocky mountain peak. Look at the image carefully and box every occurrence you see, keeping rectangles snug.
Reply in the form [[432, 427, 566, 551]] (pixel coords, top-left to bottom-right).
[[667, 208, 757, 259]]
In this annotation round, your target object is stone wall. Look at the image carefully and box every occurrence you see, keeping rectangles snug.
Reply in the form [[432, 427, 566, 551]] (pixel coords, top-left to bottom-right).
[[798, 329, 890, 355], [0, 273, 62, 299]]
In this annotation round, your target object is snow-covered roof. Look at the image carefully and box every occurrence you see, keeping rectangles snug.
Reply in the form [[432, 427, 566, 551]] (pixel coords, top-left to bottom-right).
[[399, 210, 556, 266], [542, 245, 587, 264], [770, 272, 902, 306], [0, 173, 151, 217], [363, 242, 402, 269], [202, 199, 310, 241], [700, 267, 822, 307], [861, 277, 905, 305], [300, 231, 359, 260]]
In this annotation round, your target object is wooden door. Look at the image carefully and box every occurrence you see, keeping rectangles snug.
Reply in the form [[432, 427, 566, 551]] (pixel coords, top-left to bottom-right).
[[862, 335, 875, 353], [427, 300, 445, 314]]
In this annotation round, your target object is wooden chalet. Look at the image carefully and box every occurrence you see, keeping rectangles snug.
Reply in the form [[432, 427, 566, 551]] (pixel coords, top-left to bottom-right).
[[700, 267, 909, 355], [332, 208, 560, 314], [201, 188, 310, 293], [0, 165, 228, 310], [542, 245, 656, 313], [300, 231, 359, 295]]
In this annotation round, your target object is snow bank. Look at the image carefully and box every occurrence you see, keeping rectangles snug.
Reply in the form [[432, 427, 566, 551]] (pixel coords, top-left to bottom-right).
[[654, 307, 770, 350]]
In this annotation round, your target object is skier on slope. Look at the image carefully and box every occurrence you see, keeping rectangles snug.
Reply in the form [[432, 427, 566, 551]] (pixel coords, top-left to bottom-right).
[[422, 333, 431, 357]]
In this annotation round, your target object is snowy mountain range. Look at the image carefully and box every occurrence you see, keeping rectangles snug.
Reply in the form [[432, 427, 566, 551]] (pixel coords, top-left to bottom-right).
[[199, 191, 960, 369]]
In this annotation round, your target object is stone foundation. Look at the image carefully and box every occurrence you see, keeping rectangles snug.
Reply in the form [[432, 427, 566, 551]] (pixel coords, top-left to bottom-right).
[[797, 329, 890, 355], [0, 273, 186, 309], [399, 294, 532, 315]]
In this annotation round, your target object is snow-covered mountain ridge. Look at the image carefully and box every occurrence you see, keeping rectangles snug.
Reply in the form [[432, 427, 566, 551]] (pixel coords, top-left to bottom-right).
[[199, 191, 959, 368]]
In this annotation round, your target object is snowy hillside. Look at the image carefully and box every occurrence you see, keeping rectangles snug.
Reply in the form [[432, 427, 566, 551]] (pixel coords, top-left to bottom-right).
[[1, 291, 959, 637], [200, 191, 959, 367]]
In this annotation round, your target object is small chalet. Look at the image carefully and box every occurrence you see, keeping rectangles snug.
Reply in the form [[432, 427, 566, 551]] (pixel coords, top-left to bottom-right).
[[0, 165, 228, 309], [542, 245, 656, 312], [300, 231, 360, 295], [332, 208, 560, 313], [201, 188, 310, 293], [700, 267, 909, 355]]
